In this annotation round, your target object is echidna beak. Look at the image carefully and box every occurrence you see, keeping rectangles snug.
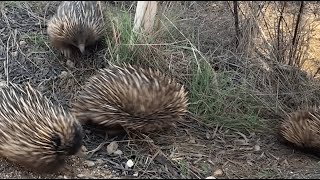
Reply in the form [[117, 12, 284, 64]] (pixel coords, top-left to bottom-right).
[[78, 44, 85, 54]]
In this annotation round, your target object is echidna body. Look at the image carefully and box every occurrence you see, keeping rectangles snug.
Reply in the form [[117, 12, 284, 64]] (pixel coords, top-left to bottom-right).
[[47, 1, 105, 57], [71, 64, 188, 133], [279, 107, 320, 157], [0, 83, 83, 172]]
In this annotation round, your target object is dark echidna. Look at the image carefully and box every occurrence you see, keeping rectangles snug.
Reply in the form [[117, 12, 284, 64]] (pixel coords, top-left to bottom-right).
[[279, 107, 320, 157], [0, 82, 83, 172], [71, 64, 188, 134], [47, 1, 105, 58]]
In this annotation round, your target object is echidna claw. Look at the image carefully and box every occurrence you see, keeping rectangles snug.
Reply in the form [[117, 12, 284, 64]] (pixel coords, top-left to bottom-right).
[[62, 49, 71, 58]]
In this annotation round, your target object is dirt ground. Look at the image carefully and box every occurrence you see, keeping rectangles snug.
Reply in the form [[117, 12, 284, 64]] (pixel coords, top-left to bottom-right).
[[0, 1, 320, 179]]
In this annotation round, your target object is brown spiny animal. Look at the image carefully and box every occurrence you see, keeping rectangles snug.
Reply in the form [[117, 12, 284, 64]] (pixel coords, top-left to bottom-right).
[[279, 107, 320, 157], [0, 82, 83, 173], [71, 64, 188, 134], [47, 1, 105, 58]]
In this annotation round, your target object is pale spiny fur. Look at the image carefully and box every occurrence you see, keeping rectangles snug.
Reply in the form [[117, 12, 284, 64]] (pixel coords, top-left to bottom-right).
[[280, 107, 320, 149], [71, 64, 188, 133], [0, 82, 83, 172], [47, 1, 105, 57]]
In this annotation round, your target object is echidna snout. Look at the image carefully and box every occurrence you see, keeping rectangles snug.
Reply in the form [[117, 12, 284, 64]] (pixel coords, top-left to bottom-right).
[[47, 1, 105, 57], [66, 124, 83, 155], [78, 43, 85, 54], [53, 124, 83, 156]]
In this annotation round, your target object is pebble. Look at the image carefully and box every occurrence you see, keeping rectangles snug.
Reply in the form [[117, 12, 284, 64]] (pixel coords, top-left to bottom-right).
[[66, 59, 75, 68], [188, 137, 196, 144], [77, 174, 85, 178], [85, 160, 95, 167], [81, 145, 88, 152], [78, 146, 88, 157], [58, 175, 68, 179], [254, 145, 261, 151], [58, 71, 68, 79], [85, 130, 91, 134], [11, 51, 18, 57], [19, 40, 26, 46], [213, 169, 223, 177], [114, 150, 123, 156], [106, 141, 118, 155], [57, 175, 68, 179], [205, 176, 216, 179], [126, 159, 134, 168], [0, 81, 6, 87], [206, 132, 211, 139]]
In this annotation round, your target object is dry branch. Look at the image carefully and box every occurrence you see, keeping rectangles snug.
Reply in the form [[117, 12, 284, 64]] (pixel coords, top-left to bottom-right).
[[233, 1, 241, 48], [288, 1, 304, 66]]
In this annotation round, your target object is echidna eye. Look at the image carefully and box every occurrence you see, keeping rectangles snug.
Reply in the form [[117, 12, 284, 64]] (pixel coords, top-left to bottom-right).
[[51, 134, 61, 149]]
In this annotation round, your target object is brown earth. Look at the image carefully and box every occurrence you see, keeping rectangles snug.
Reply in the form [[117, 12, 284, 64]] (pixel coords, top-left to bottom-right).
[[0, 1, 320, 179]]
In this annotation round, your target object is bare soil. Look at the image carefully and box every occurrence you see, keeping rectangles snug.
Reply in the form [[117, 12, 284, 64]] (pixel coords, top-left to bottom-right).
[[0, 1, 320, 179]]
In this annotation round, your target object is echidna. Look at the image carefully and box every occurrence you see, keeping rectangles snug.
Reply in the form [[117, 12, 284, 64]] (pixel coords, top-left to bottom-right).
[[47, 1, 105, 58], [0, 82, 83, 172], [279, 107, 320, 157], [71, 64, 188, 134]]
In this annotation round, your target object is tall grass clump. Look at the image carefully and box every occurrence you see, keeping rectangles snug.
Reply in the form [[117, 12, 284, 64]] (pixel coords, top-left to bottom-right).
[[102, 6, 172, 71], [103, 9, 139, 65], [187, 58, 264, 132]]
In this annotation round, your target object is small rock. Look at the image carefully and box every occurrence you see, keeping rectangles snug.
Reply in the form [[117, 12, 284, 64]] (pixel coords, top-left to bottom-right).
[[205, 176, 216, 179], [38, 84, 46, 92], [213, 169, 223, 177], [66, 59, 75, 68], [11, 51, 18, 57], [281, 159, 290, 167], [77, 174, 85, 178], [85, 129, 91, 134], [57, 176, 68, 179], [0, 81, 6, 88], [58, 71, 68, 79], [81, 145, 88, 152], [19, 40, 26, 46], [133, 172, 139, 177], [254, 145, 260, 151], [106, 141, 118, 155], [78, 145, 88, 157], [85, 160, 95, 167], [126, 159, 134, 168], [114, 150, 123, 156], [206, 132, 211, 139], [188, 137, 196, 144]]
